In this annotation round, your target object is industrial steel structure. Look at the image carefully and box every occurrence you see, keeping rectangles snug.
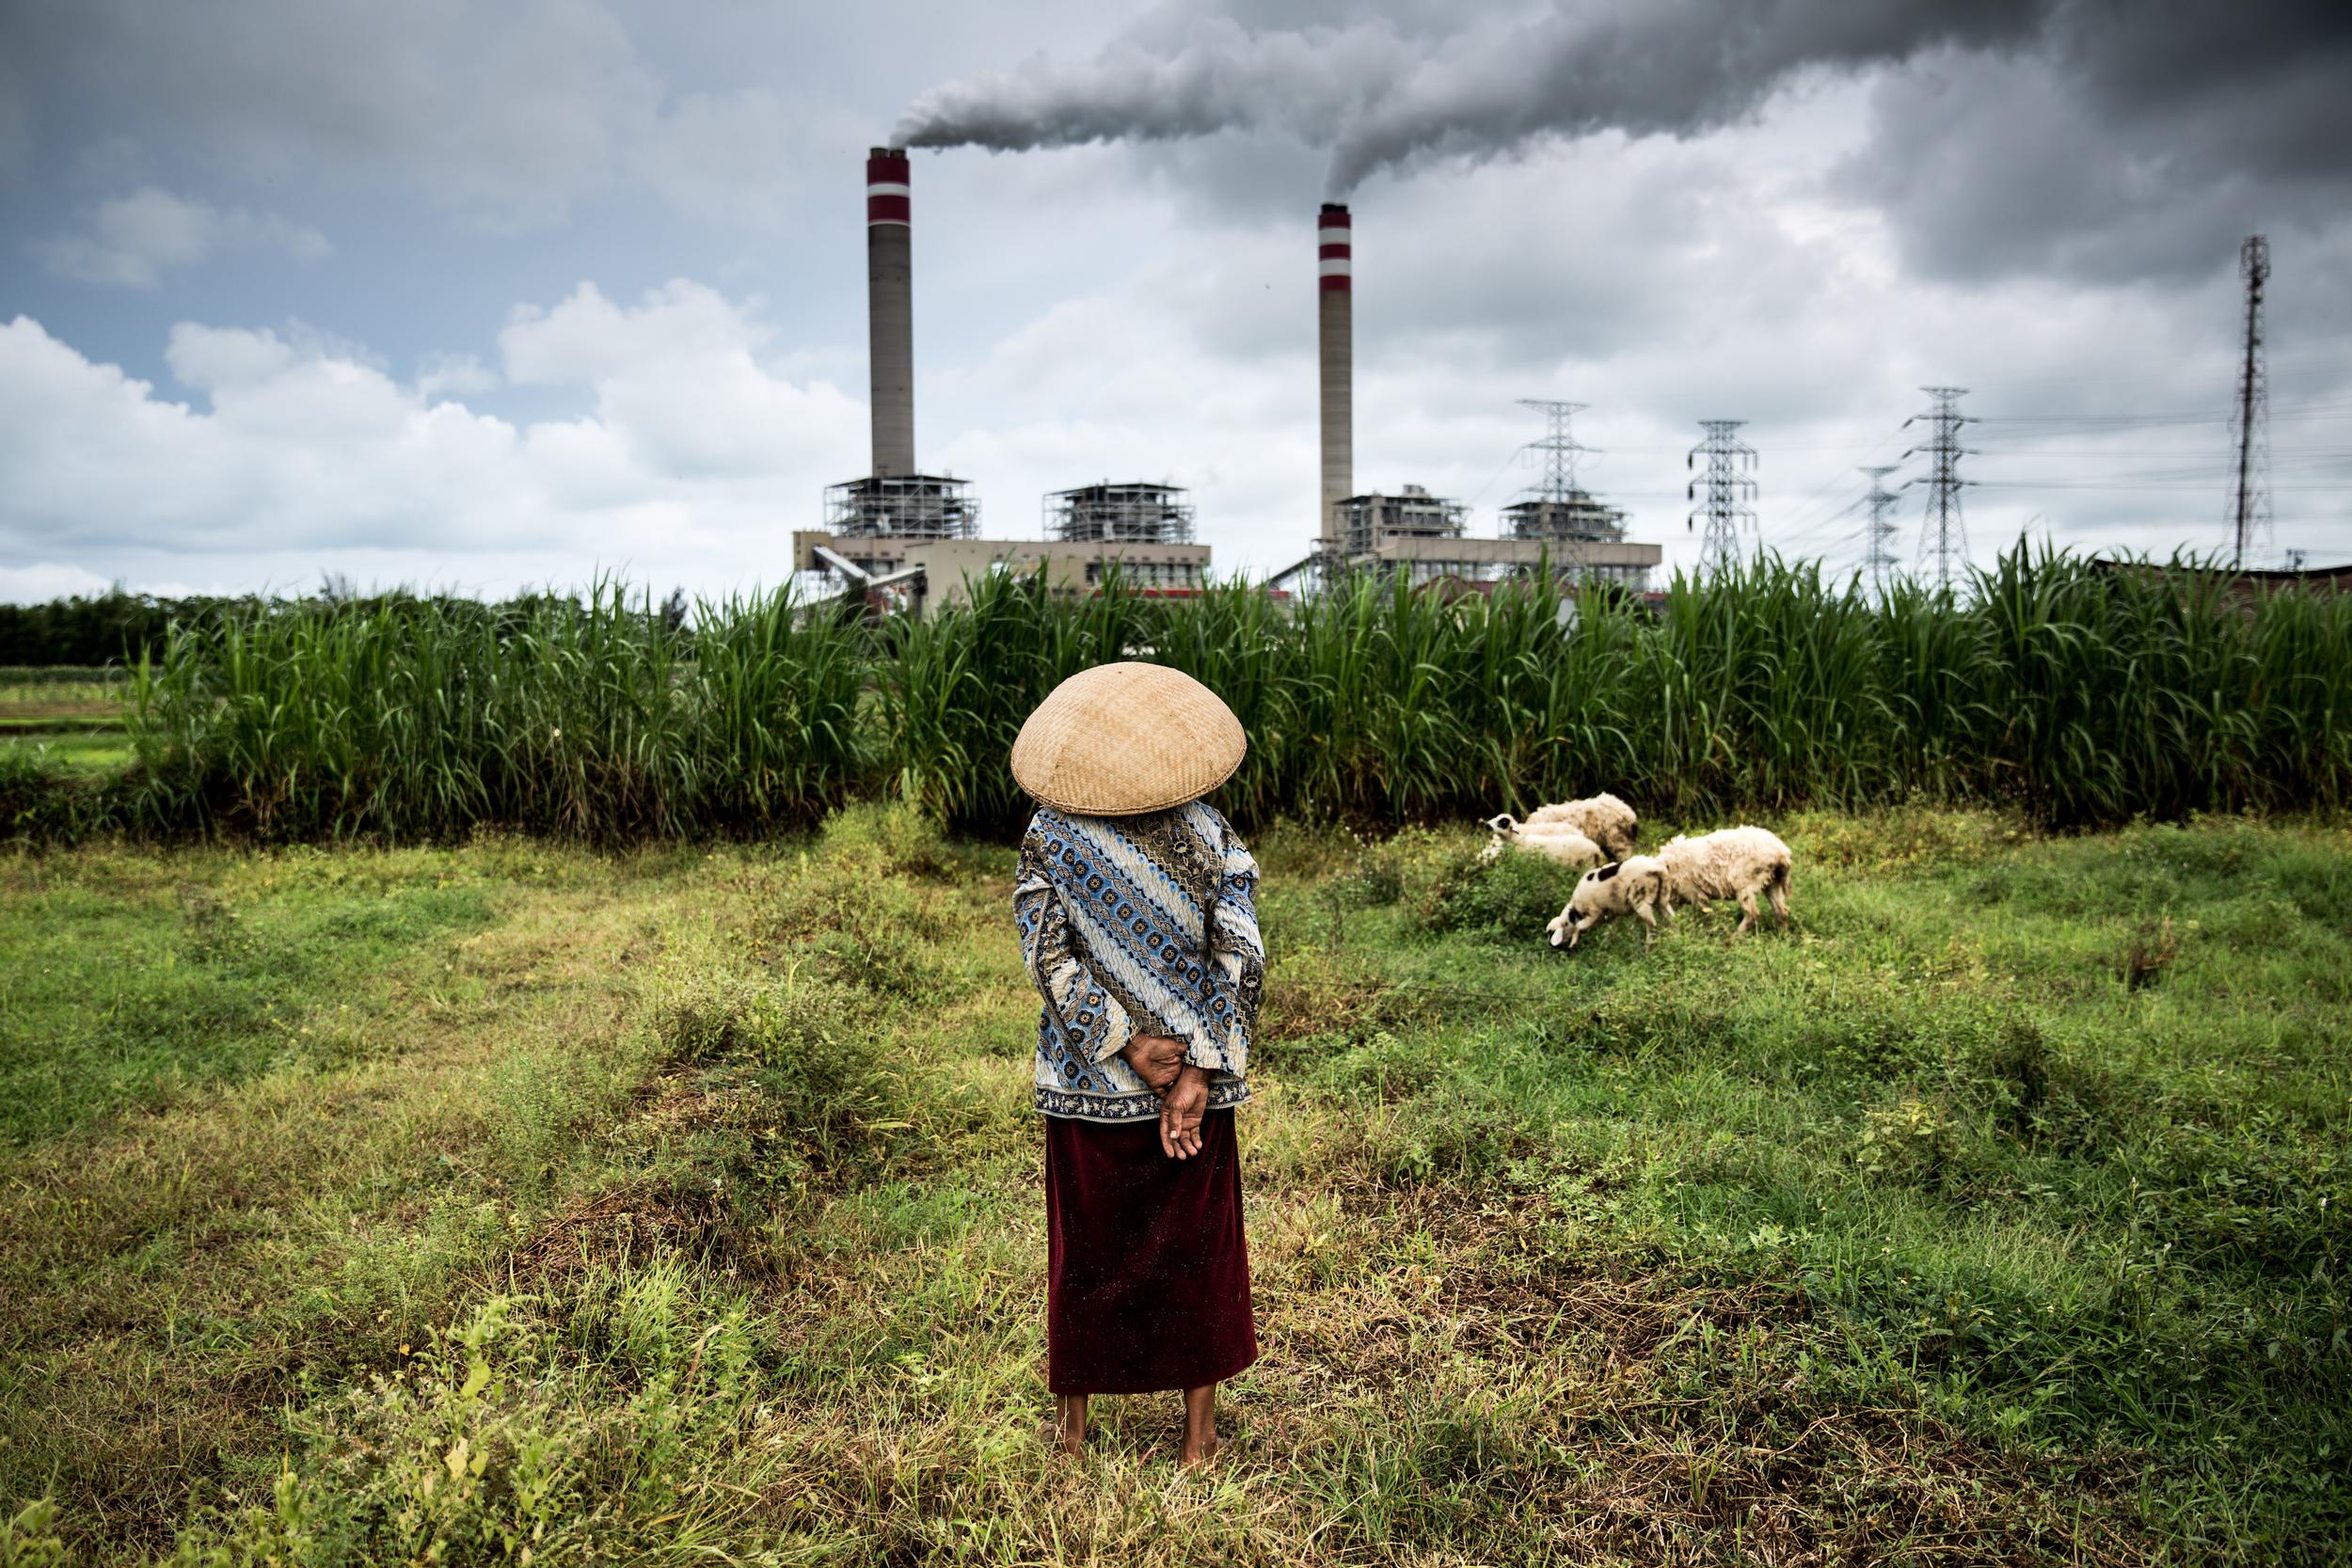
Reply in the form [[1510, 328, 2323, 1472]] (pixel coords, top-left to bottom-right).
[[1904, 387, 1974, 591], [1860, 465, 1904, 594], [1045, 482, 1198, 545], [1687, 419, 1758, 578], [799, 150, 1214, 617], [2228, 234, 2272, 568], [1272, 218, 1661, 594], [1337, 486, 1465, 559]]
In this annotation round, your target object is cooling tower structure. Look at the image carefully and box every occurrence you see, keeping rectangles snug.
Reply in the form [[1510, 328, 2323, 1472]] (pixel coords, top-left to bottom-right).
[[1318, 202, 1352, 561]]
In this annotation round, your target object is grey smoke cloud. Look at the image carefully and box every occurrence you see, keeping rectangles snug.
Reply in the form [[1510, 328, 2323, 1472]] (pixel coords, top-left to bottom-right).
[[895, 0, 2352, 230]]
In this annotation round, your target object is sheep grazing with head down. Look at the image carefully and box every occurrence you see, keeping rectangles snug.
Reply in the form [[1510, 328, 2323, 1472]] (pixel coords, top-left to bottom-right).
[[1656, 825, 1793, 935], [1480, 816, 1604, 871], [1486, 793, 1638, 863], [1547, 855, 1672, 948]]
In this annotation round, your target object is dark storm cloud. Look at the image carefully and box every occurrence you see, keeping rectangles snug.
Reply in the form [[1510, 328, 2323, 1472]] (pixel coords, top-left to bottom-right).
[[897, 0, 2352, 280], [0, 0, 664, 222], [1844, 3, 2352, 283]]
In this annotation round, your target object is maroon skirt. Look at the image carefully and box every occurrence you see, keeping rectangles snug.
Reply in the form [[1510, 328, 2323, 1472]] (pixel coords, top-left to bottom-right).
[[1044, 1108, 1258, 1395]]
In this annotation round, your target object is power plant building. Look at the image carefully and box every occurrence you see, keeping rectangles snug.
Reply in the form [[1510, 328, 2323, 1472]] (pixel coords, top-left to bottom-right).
[[1499, 490, 1659, 589], [1279, 203, 1662, 594], [801, 154, 1660, 612], [797, 150, 1213, 617]]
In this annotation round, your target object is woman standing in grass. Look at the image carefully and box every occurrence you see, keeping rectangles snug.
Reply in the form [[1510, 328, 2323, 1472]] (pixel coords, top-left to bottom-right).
[[1009, 662, 1264, 1466]]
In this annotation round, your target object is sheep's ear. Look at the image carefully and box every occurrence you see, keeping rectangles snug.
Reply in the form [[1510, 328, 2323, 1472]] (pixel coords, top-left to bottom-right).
[[1549, 925, 1566, 947], [1593, 862, 1621, 882]]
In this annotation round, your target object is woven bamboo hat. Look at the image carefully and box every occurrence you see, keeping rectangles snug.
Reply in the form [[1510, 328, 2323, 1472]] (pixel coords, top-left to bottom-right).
[[1010, 662, 1246, 816]]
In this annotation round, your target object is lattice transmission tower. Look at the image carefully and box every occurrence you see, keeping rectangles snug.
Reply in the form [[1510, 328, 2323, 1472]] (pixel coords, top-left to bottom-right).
[[1859, 465, 1904, 595], [1903, 387, 1973, 591], [1518, 399, 1591, 497], [1516, 398, 1595, 575], [2227, 234, 2272, 568], [1686, 420, 1756, 578]]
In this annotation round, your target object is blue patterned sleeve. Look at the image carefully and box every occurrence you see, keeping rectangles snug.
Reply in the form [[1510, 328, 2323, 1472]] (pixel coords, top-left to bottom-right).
[[1188, 821, 1265, 1075], [1013, 818, 1137, 1067]]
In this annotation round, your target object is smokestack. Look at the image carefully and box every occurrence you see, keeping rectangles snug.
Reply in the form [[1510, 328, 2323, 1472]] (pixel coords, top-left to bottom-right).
[[867, 148, 915, 479], [1318, 202, 1351, 559]]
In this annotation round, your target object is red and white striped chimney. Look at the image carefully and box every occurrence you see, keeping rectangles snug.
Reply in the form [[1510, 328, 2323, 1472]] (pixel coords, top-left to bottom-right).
[[1318, 202, 1352, 559], [867, 148, 915, 480]]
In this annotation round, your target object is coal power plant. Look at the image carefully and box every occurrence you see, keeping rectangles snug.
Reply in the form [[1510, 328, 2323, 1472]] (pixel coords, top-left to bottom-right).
[[801, 150, 1657, 614], [1274, 203, 1660, 593], [797, 149, 1209, 618]]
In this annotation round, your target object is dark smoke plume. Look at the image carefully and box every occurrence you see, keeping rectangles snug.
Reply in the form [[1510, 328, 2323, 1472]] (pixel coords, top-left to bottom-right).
[[893, 0, 2351, 199]]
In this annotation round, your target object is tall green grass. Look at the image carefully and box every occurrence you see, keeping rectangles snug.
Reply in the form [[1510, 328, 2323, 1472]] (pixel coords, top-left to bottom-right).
[[123, 584, 869, 840], [83, 546, 2352, 844]]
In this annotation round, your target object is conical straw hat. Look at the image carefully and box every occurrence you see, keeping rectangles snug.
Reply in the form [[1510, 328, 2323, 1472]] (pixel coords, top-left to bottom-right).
[[1011, 662, 1246, 816]]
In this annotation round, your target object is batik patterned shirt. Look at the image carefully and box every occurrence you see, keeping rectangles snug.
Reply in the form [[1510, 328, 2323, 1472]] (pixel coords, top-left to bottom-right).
[[1012, 800, 1264, 1123]]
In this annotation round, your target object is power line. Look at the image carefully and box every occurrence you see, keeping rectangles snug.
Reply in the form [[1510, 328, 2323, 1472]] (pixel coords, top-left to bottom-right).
[[1687, 420, 1757, 578], [1903, 387, 1974, 590]]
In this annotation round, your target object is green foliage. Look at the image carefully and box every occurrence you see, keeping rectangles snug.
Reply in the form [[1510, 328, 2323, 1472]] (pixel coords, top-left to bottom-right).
[[0, 1500, 67, 1568], [120, 580, 873, 842], [651, 965, 904, 1184], [5, 814, 2351, 1561], [7, 544, 2344, 845], [1854, 1096, 1965, 1187], [0, 847, 498, 1144], [165, 1278, 768, 1567]]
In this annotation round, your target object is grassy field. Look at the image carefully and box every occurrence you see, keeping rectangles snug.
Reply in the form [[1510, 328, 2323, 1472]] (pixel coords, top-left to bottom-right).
[[1, 806, 2345, 1563], [0, 676, 128, 776]]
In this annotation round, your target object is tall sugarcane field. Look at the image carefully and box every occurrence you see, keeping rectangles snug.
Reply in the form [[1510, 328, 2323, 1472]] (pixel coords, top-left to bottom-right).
[[9, 549, 2352, 843]]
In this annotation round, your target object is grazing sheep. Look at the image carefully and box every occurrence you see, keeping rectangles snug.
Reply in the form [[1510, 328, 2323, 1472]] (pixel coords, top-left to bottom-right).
[[1547, 855, 1672, 948], [1656, 825, 1793, 935], [1486, 793, 1639, 862], [1480, 816, 1605, 870]]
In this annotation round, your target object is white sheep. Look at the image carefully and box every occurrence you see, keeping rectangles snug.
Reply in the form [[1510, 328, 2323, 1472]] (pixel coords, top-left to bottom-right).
[[1486, 792, 1638, 862], [1547, 855, 1672, 948], [1655, 825, 1793, 935], [1480, 816, 1604, 870]]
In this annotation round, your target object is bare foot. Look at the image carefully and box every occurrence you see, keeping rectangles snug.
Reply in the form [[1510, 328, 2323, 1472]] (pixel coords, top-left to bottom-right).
[[1181, 1384, 1217, 1467]]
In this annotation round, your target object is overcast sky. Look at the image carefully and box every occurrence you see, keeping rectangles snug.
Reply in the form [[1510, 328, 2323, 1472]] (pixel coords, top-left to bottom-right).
[[2, 0, 2347, 603]]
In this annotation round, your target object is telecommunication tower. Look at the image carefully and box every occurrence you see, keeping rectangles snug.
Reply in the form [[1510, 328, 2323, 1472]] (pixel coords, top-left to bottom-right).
[[2227, 234, 2272, 568], [1860, 465, 1904, 594], [1686, 420, 1756, 578], [1903, 387, 1973, 591]]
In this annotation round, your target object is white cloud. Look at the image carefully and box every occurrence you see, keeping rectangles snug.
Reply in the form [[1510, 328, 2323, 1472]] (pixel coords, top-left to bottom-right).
[[0, 283, 868, 597], [0, 562, 115, 604], [34, 186, 329, 288], [416, 353, 501, 402]]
